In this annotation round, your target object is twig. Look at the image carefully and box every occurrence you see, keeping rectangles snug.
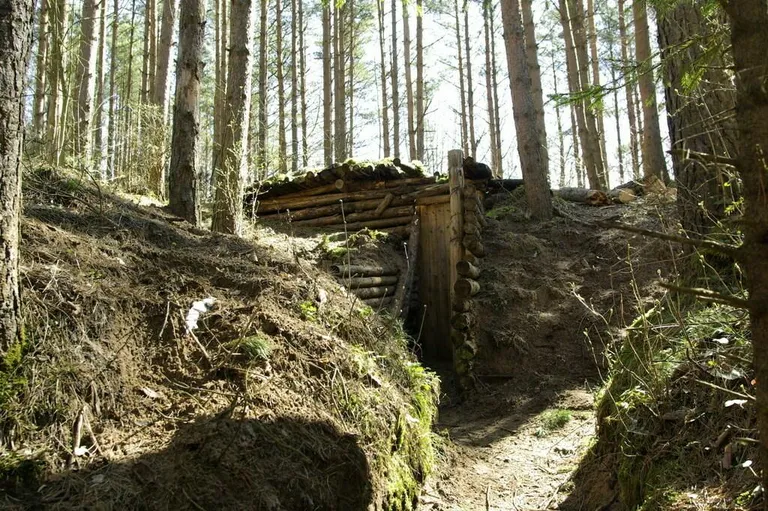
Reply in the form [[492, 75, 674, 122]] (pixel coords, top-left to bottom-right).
[[485, 485, 491, 511], [693, 378, 755, 401], [660, 282, 749, 308], [669, 149, 738, 167], [182, 488, 207, 511]]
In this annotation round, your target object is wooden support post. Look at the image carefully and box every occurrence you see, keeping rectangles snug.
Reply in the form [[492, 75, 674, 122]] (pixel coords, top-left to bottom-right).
[[448, 149, 465, 314], [393, 213, 421, 318]]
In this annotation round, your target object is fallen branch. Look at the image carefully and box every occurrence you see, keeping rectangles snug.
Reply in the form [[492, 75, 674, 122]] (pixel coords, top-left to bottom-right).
[[660, 282, 750, 308], [596, 221, 740, 258]]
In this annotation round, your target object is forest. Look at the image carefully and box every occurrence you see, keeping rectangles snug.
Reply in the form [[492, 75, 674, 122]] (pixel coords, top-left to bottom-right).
[[1, 0, 768, 509]]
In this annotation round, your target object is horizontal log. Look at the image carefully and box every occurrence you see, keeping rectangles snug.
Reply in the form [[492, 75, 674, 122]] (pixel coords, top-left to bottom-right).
[[362, 296, 394, 307], [354, 286, 397, 299], [457, 260, 481, 279], [260, 196, 413, 221], [330, 264, 399, 277], [292, 205, 414, 227], [403, 183, 450, 200], [462, 251, 479, 266], [554, 187, 611, 206], [462, 236, 486, 258], [348, 276, 399, 288], [323, 215, 413, 232], [273, 179, 345, 200], [464, 221, 481, 237], [380, 225, 411, 237], [343, 177, 436, 193], [487, 178, 525, 192], [452, 299, 473, 313], [451, 312, 474, 331], [455, 278, 480, 298], [374, 194, 395, 216], [415, 194, 450, 206]]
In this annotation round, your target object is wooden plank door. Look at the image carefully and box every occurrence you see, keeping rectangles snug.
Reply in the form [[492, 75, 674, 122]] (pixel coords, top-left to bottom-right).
[[417, 203, 453, 361]]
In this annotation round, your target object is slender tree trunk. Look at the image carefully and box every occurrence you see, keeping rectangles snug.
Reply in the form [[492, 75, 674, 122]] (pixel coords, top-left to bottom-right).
[[454, 0, 467, 155], [553, 56, 566, 188], [95, 0, 108, 177], [520, 0, 547, 174], [46, 0, 67, 163], [571, 103, 583, 187], [75, 0, 102, 161], [463, 0, 476, 158], [32, 0, 49, 139], [348, 0, 354, 156], [609, 40, 624, 183], [256, 0, 267, 175], [108, 0, 119, 178], [169, 0, 205, 224], [718, 1, 768, 497], [290, 0, 298, 172], [483, 0, 498, 177], [586, 0, 607, 182], [415, 0, 424, 161], [298, 0, 307, 166], [633, 0, 666, 181], [617, 0, 639, 181], [211, 0, 255, 234], [390, 0, 400, 158], [333, 1, 346, 162], [0, 0, 33, 356], [142, 0, 157, 103], [500, 0, 552, 219], [277, 0, 287, 171], [402, 0, 415, 160], [154, 0, 178, 120], [322, 1, 332, 165], [489, 2, 503, 176], [122, 0, 137, 182], [377, 0, 391, 157]]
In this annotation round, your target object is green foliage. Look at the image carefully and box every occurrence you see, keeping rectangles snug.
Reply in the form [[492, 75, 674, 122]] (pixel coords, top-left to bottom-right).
[[299, 301, 318, 322], [232, 334, 274, 361], [540, 409, 573, 431]]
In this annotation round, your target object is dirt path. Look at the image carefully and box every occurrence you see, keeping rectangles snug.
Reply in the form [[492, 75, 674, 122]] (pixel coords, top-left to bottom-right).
[[421, 382, 596, 510]]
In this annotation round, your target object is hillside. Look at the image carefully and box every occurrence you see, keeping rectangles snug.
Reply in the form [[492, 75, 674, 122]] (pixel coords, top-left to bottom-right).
[[0, 168, 438, 510]]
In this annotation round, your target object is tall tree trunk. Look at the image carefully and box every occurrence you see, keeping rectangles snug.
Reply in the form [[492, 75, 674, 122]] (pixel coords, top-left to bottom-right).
[[334, 1, 346, 162], [609, 39, 624, 183], [75, 0, 102, 161], [633, 0, 666, 181], [276, 0, 287, 172], [45, 0, 67, 163], [95, 0, 108, 177], [559, 0, 604, 190], [169, 0, 205, 224], [290, 0, 298, 172], [618, 0, 640, 180], [377, 0, 391, 157], [520, 0, 547, 175], [122, 0, 137, 182], [211, 0, 255, 234], [483, 0, 498, 177], [454, 0, 467, 155], [403, 0, 415, 160], [322, 1, 332, 165], [154, 0, 178, 120], [108, 0, 119, 178], [586, 0, 607, 183], [658, 2, 737, 242], [212, 0, 227, 185], [298, 0, 307, 167], [571, 103, 583, 187], [32, 0, 48, 139], [489, 2, 503, 176], [390, 0, 400, 158], [0, 0, 33, 356], [463, 0, 476, 158], [256, 0, 267, 175], [348, 0, 354, 156], [141, 0, 157, 103], [500, 0, 552, 219], [553, 55, 566, 188], [718, 0, 768, 497], [415, 0, 424, 161]]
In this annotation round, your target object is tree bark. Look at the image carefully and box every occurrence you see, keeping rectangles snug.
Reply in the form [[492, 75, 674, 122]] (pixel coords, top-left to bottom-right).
[[403, 0, 415, 161], [658, 1, 737, 242], [520, 0, 547, 175], [415, 0, 424, 161], [390, 0, 400, 158], [298, 0, 307, 167], [256, 0, 267, 175], [108, 0, 119, 178], [553, 55, 566, 188], [32, 0, 48, 139], [154, 0, 179, 120], [348, 0, 354, 156], [322, 1, 332, 165], [45, 0, 67, 164], [500, 0, 552, 219], [586, 0, 607, 184], [489, 2, 503, 176], [95, 0, 108, 177], [276, 0, 287, 172], [718, 0, 768, 497], [618, 0, 640, 180], [483, 0, 499, 178], [290, 0, 298, 173], [633, 0, 667, 181], [609, 37, 624, 183], [463, 0, 476, 158], [75, 0, 102, 161], [212, 0, 255, 234], [454, 0, 467, 155], [169, 0, 204, 224], [377, 0, 391, 157], [0, 0, 33, 356]]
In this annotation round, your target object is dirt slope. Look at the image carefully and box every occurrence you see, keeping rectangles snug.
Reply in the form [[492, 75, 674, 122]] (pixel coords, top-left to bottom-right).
[[421, 190, 677, 510], [0, 169, 437, 510]]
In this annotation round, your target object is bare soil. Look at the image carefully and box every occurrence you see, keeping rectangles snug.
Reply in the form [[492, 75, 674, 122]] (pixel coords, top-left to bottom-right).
[[420, 189, 678, 510]]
